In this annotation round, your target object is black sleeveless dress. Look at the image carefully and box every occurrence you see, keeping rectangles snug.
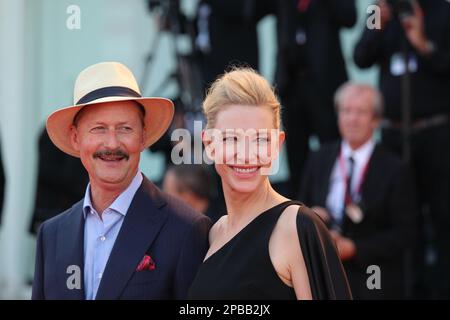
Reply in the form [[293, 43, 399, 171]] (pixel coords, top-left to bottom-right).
[[188, 201, 352, 300]]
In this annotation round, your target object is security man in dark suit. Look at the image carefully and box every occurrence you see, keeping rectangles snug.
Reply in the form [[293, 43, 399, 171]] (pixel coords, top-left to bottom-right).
[[273, 0, 357, 197], [195, 0, 273, 88], [29, 128, 89, 234]]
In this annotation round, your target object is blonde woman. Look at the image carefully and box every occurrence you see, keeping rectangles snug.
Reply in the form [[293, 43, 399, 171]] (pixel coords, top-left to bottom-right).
[[188, 68, 351, 300]]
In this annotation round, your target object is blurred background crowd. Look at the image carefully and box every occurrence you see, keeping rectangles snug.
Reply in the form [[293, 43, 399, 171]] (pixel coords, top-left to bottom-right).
[[0, 0, 449, 299]]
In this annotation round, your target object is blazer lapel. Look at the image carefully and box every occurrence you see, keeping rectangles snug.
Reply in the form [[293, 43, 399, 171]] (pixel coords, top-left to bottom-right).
[[319, 142, 341, 206], [358, 143, 381, 212], [56, 200, 86, 299], [95, 177, 168, 300]]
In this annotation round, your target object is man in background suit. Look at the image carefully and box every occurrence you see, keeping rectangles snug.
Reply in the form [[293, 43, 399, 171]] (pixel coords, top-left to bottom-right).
[[354, 0, 450, 298], [299, 83, 418, 299], [195, 0, 273, 88], [29, 128, 89, 234], [32, 62, 211, 300], [273, 0, 357, 197]]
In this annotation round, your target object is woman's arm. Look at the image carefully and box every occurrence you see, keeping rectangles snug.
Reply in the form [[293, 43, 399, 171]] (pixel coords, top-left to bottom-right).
[[287, 206, 313, 300], [271, 205, 313, 299]]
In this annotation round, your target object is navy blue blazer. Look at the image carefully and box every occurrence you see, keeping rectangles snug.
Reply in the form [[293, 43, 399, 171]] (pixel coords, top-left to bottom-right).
[[32, 176, 211, 300]]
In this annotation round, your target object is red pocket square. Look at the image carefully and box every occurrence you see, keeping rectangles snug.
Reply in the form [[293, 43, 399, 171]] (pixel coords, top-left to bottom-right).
[[136, 254, 156, 271]]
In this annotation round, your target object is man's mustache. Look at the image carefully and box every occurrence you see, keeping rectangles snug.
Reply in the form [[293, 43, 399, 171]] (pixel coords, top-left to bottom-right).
[[93, 149, 130, 160]]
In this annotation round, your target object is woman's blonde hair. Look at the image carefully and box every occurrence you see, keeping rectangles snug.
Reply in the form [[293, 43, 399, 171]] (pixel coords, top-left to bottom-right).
[[203, 67, 281, 129]]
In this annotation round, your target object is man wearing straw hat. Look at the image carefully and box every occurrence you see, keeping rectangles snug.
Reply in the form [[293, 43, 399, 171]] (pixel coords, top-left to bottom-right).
[[32, 62, 211, 300]]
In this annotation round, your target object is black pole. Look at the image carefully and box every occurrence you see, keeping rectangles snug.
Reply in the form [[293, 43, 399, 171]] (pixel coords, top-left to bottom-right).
[[140, 28, 163, 94], [401, 35, 413, 298], [401, 37, 412, 163]]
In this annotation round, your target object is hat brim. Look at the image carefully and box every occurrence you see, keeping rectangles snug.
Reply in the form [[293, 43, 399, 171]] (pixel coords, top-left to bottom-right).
[[46, 96, 174, 157]]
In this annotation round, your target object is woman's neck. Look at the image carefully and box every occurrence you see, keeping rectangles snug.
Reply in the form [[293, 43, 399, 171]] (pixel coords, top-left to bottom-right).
[[222, 179, 288, 229]]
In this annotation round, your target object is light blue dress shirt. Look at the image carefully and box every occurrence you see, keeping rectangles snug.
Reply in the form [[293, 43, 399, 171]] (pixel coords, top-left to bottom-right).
[[83, 171, 143, 300]]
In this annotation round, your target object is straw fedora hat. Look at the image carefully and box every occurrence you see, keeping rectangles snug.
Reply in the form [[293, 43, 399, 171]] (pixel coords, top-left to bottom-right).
[[46, 61, 174, 157]]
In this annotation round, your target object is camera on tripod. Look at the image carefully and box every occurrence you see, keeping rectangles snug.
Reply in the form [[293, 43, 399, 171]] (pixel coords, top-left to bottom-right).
[[143, 0, 204, 118], [147, 0, 187, 33], [387, 0, 415, 20]]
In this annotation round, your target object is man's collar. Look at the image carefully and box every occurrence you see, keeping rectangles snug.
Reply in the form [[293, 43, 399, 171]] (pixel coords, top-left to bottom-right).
[[341, 139, 375, 164], [83, 171, 143, 218]]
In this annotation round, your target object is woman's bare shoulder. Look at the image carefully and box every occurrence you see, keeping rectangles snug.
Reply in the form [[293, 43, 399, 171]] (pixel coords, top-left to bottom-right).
[[278, 204, 302, 237], [209, 214, 228, 244]]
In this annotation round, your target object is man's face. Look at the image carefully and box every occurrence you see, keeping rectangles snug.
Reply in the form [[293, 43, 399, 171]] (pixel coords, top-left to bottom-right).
[[338, 91, 379, 148], [70, 101, 145, 189]]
